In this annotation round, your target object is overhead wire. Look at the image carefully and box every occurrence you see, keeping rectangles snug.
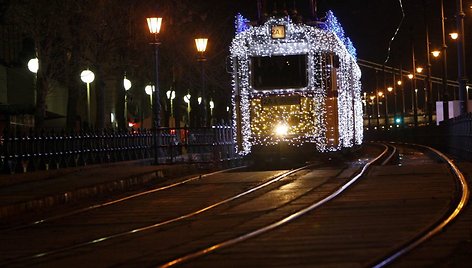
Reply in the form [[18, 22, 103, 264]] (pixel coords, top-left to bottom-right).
[[384, 0, 406, 64]]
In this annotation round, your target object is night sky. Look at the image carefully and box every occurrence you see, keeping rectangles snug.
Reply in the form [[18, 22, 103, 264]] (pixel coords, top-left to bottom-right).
[[231, 0, 470, 95], [1, 0, 469, 109]]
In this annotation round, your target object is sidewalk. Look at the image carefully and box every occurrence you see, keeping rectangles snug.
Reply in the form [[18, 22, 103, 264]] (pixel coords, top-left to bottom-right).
[[0, 159, 214, 220]]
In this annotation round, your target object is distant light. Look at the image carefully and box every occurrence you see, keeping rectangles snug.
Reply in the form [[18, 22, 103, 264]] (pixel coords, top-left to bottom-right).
[[28, 58, 39, 73], [198, 97, 202, 105], [431, 50, 440, 58], [416, 67, 423, 73], [395, 118, 401, 124], [123, 78, 132, 91], [166, 90, 175, 100], [397, 80, 402, 86], [449, 32, 459, 40], [183, 94, 191, 104], [407, 74, 414, 79], [387, 86, 393, 92], [145, 85, 154, 95], [80, 70, 95, 83], [111, 112, 115, 123], [209, 100, 214, 109], [378, 91, 384, 97]]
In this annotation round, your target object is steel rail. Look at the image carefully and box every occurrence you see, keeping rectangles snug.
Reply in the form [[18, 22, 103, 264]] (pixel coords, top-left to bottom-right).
[[2, 166, 246, 232], [372, 143, 470, 267], [381, 143, 397, 166], [1, 163, 316, 265], [159, 144, 390, 267]]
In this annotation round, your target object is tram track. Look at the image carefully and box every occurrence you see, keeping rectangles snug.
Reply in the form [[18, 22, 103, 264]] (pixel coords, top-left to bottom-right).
[[0, 145, 384, 267], [3, 143, 458, 267], [0, 159, 328, 266], [158, 144, 390, 267], [155, 142, 467, 267], [371, 143, 470, 267], [1, 166, 247, 233]]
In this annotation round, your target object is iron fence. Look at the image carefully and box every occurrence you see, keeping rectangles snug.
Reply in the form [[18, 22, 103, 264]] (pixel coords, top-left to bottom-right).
[[0, 126, 238, 174], [364, 113, 472, 161]]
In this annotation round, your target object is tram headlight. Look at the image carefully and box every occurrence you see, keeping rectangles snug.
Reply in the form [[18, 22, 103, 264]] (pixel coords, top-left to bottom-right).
[[274, 123, 289, 136]]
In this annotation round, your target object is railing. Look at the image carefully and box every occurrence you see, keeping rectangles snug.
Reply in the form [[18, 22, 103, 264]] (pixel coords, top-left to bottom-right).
[[0, 126, 238, 174], [364, 113, 472, 161]]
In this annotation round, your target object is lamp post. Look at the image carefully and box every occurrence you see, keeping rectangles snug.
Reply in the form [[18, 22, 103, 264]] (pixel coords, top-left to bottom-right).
[[166, 89, 175, 127], [28, 58, 39, 105], [145, 85, 154, 108], [411, 41, 419, 127], [183, 93, 191, 125], [397, 79, 405, 125], [369, 95, 375, 128], [80, 69, 95, 127], [455, 0, 468, 115], [209, 99, 214, 125], [377, 91, 384, 127], [147, 17, 162, 165], [388, 86, 395, 126], [440, 0, 450, 118], [383, 88, 389, 127], [195, 38, 208, 127], [123, 76, 132, 126]]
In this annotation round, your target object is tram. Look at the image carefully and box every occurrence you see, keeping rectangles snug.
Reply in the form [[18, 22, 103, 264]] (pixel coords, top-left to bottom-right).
[[230, 11, 363, 157]]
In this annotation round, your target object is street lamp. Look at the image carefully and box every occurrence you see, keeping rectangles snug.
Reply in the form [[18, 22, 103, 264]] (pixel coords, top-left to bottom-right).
[[28, 58, 39, 104], [145, 85, 154, 107], [431, 50, 441, 58], [369, 95, 376, 128], [449, 32, 459, 40], [209, 99, 214, 125], [166, 89, 176, 127], [147, 16, 162, 165], [183, 93, 191, 125], [123, 76, 132, 127], [455, 0, 468, 115], [28, 58, 39, 73], [80, 69, 95, 127], [195, 37, 208, 127]]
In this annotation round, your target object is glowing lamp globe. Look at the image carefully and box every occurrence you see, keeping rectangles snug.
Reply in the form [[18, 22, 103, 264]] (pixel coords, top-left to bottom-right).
[[80, 70, 95, 84], [147, 17, 162, 34], [183, 94, 191, 104], [123, 78, 132, 91], [145, 85, 154, 96], [28, 58, 39, 73], [195, 38, 208, 53], [166, 90, 175, 100]]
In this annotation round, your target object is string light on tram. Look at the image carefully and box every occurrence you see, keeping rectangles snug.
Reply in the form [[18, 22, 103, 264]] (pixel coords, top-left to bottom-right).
[[230, 11, 362, 154]]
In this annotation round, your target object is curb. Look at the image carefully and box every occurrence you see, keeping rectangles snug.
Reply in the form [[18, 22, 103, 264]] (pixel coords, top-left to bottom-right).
[[0, 164, 205, 220]]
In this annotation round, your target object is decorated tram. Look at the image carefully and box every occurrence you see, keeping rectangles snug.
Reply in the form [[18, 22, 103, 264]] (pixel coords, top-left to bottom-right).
[[230, 11, 363, 156]]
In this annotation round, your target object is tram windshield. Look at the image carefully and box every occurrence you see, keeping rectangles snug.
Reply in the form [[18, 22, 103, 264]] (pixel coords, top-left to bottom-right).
[[251, 54, 308, 90]]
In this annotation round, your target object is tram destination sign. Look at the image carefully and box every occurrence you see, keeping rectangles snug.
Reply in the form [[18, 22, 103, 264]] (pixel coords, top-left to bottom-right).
[[261, 95, 300, 107], [271, 25, 286, 39]]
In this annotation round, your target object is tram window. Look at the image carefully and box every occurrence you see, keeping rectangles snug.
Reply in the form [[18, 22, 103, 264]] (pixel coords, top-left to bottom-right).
[[251, 54, 308, 90]]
